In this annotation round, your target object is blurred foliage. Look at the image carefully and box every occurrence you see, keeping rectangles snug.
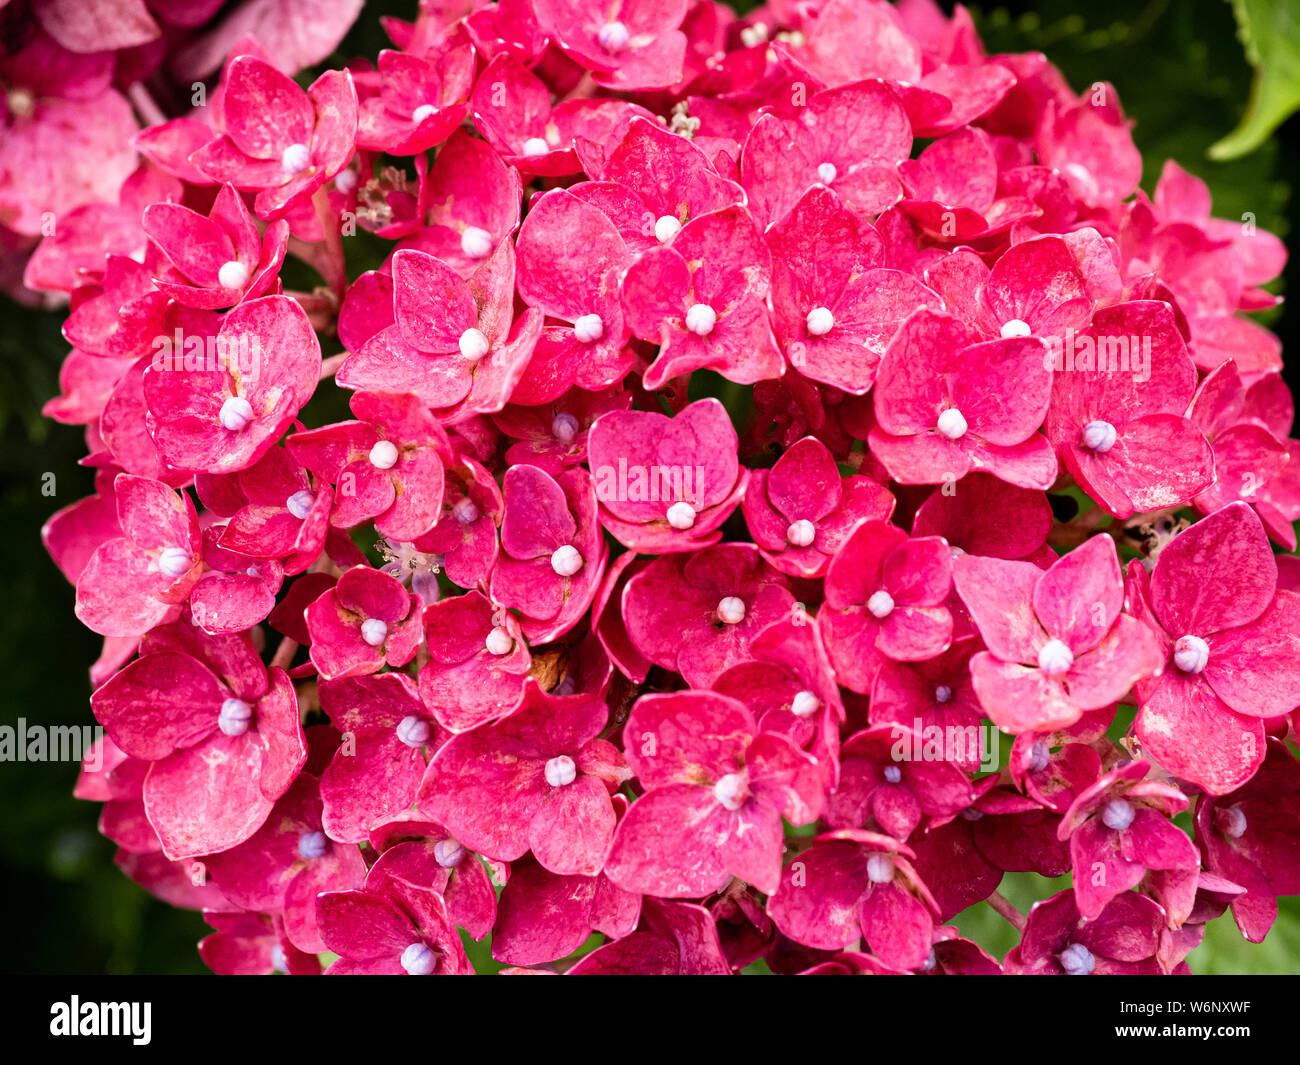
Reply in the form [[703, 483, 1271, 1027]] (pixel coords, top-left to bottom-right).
[[0, 0, 1296, 974], [1211, 0, 1300, 159]]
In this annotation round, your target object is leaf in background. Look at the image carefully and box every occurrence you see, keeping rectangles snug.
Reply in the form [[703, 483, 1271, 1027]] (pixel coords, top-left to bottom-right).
[[1210, 0, 1300, 159]]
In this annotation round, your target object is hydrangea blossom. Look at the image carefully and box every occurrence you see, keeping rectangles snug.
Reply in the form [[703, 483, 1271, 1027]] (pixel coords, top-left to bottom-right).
[[26, 0, 1299, 978]]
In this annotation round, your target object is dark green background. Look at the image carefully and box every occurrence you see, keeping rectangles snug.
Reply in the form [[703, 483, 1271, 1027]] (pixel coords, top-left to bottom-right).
[[1, 0, 1296, 974]]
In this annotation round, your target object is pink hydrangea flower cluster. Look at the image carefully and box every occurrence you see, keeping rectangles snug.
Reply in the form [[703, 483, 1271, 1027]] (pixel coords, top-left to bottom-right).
[[32, 0, 1300, 975]]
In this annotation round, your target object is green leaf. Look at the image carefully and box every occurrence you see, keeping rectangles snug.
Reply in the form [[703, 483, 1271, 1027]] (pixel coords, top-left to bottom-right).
[[1209, 0, 1300, 159]]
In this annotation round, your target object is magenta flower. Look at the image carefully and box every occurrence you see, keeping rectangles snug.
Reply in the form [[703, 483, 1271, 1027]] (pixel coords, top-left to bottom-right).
[[407, 455, 503, 590], [191, 56, 358, 220], [364, 830, 499, 942], [924, 231, 1117, 342], [489, 465, 606, 644], [817, 519, 953, 695], [868, 638, 989, 774], [492, 850, 640, 967], [741, 80, 911, 227], [910, 472, 1054, 563], [304, 566, 423, 681], [623, 543, 795, 688], [188, 528, 283, 635], [569, 115, 744, 256], [514, 188, 635, 395], [533, 0, 688, 90], [824, 724, 975, 840], [418, 591, 531, 733], [494, 387, 633, 476], [897, 127, 1040, 242], [338, 245, 542, 418], [712, 615, 846, 782], [418, 680, 628, 876], [587, 398, 748, 552], [870, 308, 1057, 490], [202, 773, 367, 953], [605, 690, 822, 897], [1035, 84, 1142, 208], [62, 253, 170, 360], [199, 912, 320, 976], [767, 830, 940, 970], [1189, 361, 1297, 547], [767, 186, 937, 394], [316, 873, 469, 975], [566, 897, 731, 975], [418, 129, 523, 277], [90, 648, 306, 859], [1129, 502, 1300, 794], [288, 391, 450, 541], [1194, 739, 1300, 942], [1003, 889, 1164, 975], [622, 204, 782, 389], [469, 54, 653, 177], [0, 28, 139, 238], [743, 435, 895, 578], [953, 534, 1162, 734], [317, 672, 446, 844], [1045, 301, 1214, 519], [143, 295, 322, 475], [74, 474, 202, 637], [207, 445, 333, 575], [355, 46, 473, 156], [142, 183, 289, 309], [1058, 760, 1198, 923]]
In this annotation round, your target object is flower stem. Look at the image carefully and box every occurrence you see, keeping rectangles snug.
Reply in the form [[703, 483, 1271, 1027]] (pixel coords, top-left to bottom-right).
[[988, 890, 1027, 932]]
